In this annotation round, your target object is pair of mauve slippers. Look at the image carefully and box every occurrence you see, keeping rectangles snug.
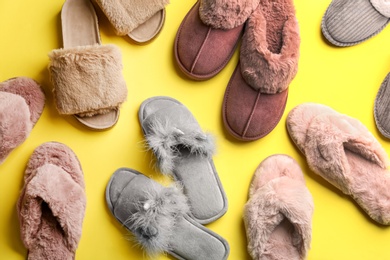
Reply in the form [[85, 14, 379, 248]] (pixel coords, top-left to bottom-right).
[[175, 0, 301, 141], [105, 97, 229, 260]]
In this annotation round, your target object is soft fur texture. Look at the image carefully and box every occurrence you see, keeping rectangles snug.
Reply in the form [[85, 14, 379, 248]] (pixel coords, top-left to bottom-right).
[[244, 155, 313, 260], [145, 117, 215, 175], [0, 77, 45, 165], [17, 142, 86, 259], [48, 44, 127, 117], [126, 183, 189, 256], [199, 0, 260, 29], [95, 0, 169, 35], [240, 0, 300, 94], [370, 0, 390, 17], [287, 103, 390, 225]]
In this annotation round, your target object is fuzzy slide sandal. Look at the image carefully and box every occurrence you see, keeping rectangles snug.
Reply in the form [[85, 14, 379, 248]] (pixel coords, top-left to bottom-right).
[[48, 0, 127, 130], [244, 154, 313, 260], [0, 77, 45, 165], [106, 168, 230, 259], [321, 0, 390, 47], [287, 103, 390, 225], [374, 72, 390, 138], [95, 0, 169, 43], [174, 0, 259, 80], [17, 142, 86, 259], [222, 0, 300, 141], [139, 96, 228, 224]]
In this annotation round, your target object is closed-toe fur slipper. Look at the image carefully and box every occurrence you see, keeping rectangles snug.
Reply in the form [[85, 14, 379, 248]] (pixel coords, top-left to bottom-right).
[[17, 142, 86, 259], [94, 0, 169, 43], [0, 77, 45, 165], [287, 103, 390, 225], [243, 154, 313, 260], [48, 0, 127, 130], [222, 0, 300, 141], [374, 72, 390, 138], [321, 0, 390, 46], [106, 168, 230, 259], [174, 0, 260, 80], [138, 96, 228, 224]]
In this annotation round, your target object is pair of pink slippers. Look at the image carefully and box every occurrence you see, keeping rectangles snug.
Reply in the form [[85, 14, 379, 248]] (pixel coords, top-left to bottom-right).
[[175, 0, 300, 141]]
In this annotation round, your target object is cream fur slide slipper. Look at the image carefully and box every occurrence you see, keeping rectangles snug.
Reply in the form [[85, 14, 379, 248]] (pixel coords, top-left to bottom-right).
[[106, 168, 230, 260], [222, 0, 300, 141], [17, 142, 86, 259], [139, 96, 228, 224], [244, 154, 313, 260], [321, 0, 390, 46], [287, 103, 390, 225], [94, 0, 169, 43], [48, 0, 127, 130], [0, 77, 45, 165]]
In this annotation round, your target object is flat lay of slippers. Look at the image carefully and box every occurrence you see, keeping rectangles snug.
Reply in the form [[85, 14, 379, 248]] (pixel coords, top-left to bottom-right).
[[3, 0, 390, 259]]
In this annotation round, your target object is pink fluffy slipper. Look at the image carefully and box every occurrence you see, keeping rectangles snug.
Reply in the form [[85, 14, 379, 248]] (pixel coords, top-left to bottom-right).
[[0, 77, 45, 165], [287, 103, 390, 225], [17, 142, 86, 259], [244, 154, 313, 260]]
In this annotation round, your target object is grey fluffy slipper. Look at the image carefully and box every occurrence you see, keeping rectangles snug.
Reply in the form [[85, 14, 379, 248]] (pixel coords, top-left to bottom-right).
[[138, 96, 228, 224], [105, 168, 230, 260], [48, 0, 127, 130], [321, 0, 390, 46], [374, 72, 390, 138]]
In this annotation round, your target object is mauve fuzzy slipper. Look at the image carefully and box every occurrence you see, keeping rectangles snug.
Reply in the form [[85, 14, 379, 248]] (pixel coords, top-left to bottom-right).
[[174, 0, 259, 80], [0, 77, 45, 165], [244, 154, 313, 260], [287, 103, 390, 225], [223, 0, 300, 141], [106, 168, 230, 259], [17, 142, 86, 259]]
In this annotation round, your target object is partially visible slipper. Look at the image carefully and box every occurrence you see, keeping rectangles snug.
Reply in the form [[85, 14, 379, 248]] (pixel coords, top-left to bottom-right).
[[17, 142, 86, 259], [287, 103, 390, 225], [48, 0, 127, 130], [0, 77, 45, 165], [244, 154, 313, 260], [106, 168, 230, 260], [321, 0, 390, 46], [223, 0, 300, 141], [139, 96, 228, 224], [94, 0, 169, 43], [374, 72, 390, 138], [174, 0, 259, 80]]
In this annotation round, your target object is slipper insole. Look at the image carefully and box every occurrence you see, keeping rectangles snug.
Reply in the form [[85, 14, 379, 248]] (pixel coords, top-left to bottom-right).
[[128, 10, 165, 43]]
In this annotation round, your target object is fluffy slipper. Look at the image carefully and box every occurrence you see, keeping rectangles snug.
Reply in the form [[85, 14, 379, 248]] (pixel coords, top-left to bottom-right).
[[106, 168, 230, 259], [17, 142, 86, 259], [374, 72, 390, 138], [174, 0, 259, 80], [222, 0, 300, 141], [48, 0, 127, 130], [0, 77, 45, 165], [95, 0, 169, 43], [138, 96, 228, 224], [244, 154, 313, 260], [287, 103, 390, 225], [321, 0, 390, 46]]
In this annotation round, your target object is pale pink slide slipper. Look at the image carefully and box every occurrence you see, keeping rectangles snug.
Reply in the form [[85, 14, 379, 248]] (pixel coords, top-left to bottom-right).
[[287, 103, 390, 225], [0, 77, 45, 165], [244, 154, 313, 260]]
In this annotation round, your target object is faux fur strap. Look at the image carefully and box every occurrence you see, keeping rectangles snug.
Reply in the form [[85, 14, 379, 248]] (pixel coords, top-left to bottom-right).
[[199, 0, 260, 29], [244, 177, 313, 260], [48, 44, 127, 116], [144, 117, 215, 174], [370, 0, 390, 18], [95, 0, 169, 35], [18, 164, 86, 252]]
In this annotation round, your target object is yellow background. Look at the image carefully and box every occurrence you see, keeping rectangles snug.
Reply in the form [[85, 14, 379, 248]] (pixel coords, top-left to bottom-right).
[[1, 0, 390, 259]]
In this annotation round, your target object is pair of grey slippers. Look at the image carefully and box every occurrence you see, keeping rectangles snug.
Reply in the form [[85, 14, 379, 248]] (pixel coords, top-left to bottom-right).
[[105, 97, 229, 260]]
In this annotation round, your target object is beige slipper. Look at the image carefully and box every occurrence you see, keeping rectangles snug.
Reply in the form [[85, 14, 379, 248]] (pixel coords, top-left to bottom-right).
[[48, 0, 127, 130]]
